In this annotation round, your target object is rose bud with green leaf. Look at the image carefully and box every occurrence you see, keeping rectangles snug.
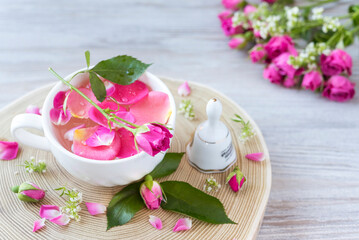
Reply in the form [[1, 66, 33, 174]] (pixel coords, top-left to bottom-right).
[[139, 175, 164, 210], [226, 166, 246, 192], [11, 181, 45, 202]]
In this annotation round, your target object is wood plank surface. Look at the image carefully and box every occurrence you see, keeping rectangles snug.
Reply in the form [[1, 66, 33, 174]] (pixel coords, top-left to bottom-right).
[[0, 0, 358, 239]]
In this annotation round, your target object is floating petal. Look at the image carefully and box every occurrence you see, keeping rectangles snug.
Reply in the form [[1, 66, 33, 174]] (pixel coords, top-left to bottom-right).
[[173, 218, 192, 232], [117, 128, 138, 158], [177, 81, 191, 96], [130, 91, 171, 125], [85, 126, 115, 147], [112, 80, 149, 105], [50, 108, 71, 125], [49, 214, 70, 226], [73, 126, 121, 160], [149, 215, 163, 230], [0, 141, 19, 160], [53, 91, 67, 109], [67, 88, 98, 118], [104, 81, 116, 97], [26, 105, 41, 115], [245, 152, 265, 162], [85, 202, 106, 216], [33, 218, 45, 232], [39, 205, 61, 220], [64, 124, 86, 141]]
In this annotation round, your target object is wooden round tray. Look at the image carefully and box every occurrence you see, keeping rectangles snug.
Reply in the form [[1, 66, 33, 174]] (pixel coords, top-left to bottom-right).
[[0, 77, 271, 240]]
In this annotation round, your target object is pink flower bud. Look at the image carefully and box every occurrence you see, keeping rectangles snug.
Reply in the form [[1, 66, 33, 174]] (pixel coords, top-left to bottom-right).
[[226, 167, 246, 192], [222, 0, 241, 10], [244, 5, 257, 15], [249, 44, 267, 63], [140, 175, 163, 210], [228, 37, 246, 49], [322, 75, 355, 102], [302, 71, 323, 91], [11, 181, 45, 202]]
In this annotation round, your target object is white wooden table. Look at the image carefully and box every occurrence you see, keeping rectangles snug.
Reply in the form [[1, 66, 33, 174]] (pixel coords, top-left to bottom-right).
[[0, 0, 358, 239]]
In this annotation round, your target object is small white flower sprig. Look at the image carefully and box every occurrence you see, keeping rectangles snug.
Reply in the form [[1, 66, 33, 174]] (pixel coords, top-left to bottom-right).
[[22, 156, 47, 174], [178, 99, 195, 120], [55, 186, 83, 222], [231, 114, 256, 143], [203, 176, 221, 193]]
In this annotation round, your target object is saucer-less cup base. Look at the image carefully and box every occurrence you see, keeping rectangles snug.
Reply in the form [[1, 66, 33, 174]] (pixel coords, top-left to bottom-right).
[[11, 70, 176, 187]]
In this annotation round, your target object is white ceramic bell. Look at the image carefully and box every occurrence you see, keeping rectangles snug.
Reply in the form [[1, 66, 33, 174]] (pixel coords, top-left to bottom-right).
[[186, 98, 236, 173]]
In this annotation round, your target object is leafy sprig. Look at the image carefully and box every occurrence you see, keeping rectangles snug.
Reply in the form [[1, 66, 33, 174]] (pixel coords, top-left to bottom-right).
[[232, 114, 256, 142], [55, 186, 83, 221], [22, 156, 47, 174]]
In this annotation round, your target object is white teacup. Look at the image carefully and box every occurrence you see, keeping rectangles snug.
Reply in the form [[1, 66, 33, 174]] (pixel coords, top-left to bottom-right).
[[11, 70, 176, 187]]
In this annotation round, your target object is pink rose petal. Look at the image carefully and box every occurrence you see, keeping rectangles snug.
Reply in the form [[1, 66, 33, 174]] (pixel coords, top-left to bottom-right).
[[130, 91, 171, 125], [50, 108, 71, 125], [22, 189, 45, 201], [53, 91, 68, 109], [85, 202, 106, 216], [67, 88, 98, 118], [49, 214, 70, 226], [173, 218, 192, 232], [104, 81, 116, 97], [149, 215, 163, 230], [33, 218, 45, 232], [117, 128, 139, 158], [112, 80, 149, 105], [64, 124, 86, 141], [85, 126, 115, 147], [177, 81, 191, 96], [26, 105, 41, 115], [73, 126, 121, 160], [245, 152, 265, 162], [0, 141, 19, 160], [39, 205, 61, 220]]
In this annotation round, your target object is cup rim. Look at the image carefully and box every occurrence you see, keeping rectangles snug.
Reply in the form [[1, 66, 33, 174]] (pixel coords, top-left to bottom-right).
[[42, 69, 176, 165]]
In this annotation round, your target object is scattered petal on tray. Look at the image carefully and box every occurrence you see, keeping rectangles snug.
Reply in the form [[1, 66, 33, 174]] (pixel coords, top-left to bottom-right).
[[0, 141, 19, 160], [85, 202, 106, 216], [173, 218, 192, 232]]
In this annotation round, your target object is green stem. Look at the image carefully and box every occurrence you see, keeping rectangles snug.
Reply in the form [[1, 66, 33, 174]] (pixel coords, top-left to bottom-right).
[[299, 0, 338, 9], [111, 114, 141, 128], [350, 25, 359, 34], [48, 68, 136, 134]]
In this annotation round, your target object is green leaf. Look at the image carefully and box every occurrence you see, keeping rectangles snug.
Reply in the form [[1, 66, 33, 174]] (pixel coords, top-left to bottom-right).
[[149, 152, 184, 179], [107, 182, 145, 230], [161, 181, 236, 224], [89, 72, 107, 102], [85, 50, 90, 69], [91, 55, 151, 85]]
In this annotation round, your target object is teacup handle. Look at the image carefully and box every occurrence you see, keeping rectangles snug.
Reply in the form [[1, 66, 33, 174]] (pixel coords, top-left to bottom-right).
[[11, 114, 51, 151]]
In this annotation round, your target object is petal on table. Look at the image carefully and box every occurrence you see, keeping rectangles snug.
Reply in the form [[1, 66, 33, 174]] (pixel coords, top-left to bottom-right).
[[245, 152, 265, 162], [177, 81, 191, 96], [85, 126, 115, 147], [26, 105, 41, 115], [73, 126, 121, 160], [117, 128, 138, 158], [39, 205, 61, 220], [64, 124, 86, 141], [149, 215, 163, 230], [173, 218, 192, 232], [67, 88, 98, 118], [112, 80, 149, 105], [0, 141, 19, 160], [85, 202, 106, 215], [32, 218, 46, 232], [49, 214, 70, 226], [130, 91, 171, 125], [50, 108, 71, 125]]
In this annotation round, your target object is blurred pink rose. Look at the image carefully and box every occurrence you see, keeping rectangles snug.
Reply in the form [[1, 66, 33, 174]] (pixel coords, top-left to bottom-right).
[[222, 0, 241, 10], [221, 18, 243, 36], [228, 36, 245, 49], [273, 52, 302, 79], [262, 0, 276, 3], [254, 31, 261, 39], [302, 71, 323, 91], [249, 44, 267, 63], [320, 49, 352, 76], [244, 5, 257, 15], [218, 10, 232, 21], [263, 64, 282, 84], [264, 35, 297, 61], [322, 75, 355, 102]]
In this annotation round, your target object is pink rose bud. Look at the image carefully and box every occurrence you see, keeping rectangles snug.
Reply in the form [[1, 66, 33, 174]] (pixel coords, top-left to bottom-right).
[[244, 5, 257, 15], [273, 52, 303, 79], [222, 0, 241, 10], [11, 181, 45, 202], [263, 64, 282, 85], [302, 71, 323, 91], [264, 35, 297, 61], [249, 44, 267, 63], [320, 49, 352, 76], [226, 167, 246, 192], [218, 10, 232, 21], [221, 18, 243, 36], [140, 175, 163, 210], [228, 36, 246, 49], [322, 75, 355, 102], [135, 123, 173, 157]]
